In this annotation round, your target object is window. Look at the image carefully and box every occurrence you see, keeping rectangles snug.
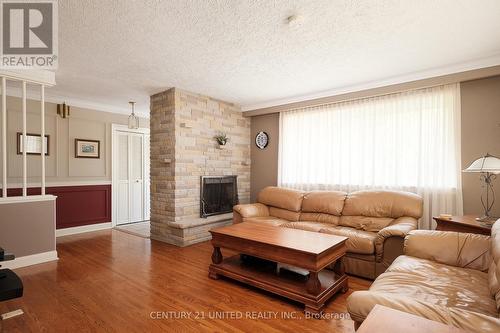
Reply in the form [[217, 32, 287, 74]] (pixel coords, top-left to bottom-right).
[[279, 84, 463, 229]]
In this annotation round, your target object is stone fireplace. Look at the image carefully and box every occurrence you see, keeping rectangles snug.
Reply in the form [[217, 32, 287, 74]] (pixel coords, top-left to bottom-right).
[[150, 88, 250, 246]]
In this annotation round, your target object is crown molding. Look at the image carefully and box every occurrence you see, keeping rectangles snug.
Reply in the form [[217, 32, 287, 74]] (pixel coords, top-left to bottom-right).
[[3, 88, 150, 118], [242, 54, 500, 113], [44, 92, 150, 118]]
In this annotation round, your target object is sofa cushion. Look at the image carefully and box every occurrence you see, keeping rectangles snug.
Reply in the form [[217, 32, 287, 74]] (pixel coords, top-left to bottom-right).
[[371, 255, 497, 317], [342, 190, 423, 219], [404, 230, 491, 272], [281, 221, 332, 233], [243, 217, 289, 227], [257, 186, 304, 212], [347, 291, 500, 333], [299, 212, 340, 225], [301, 191, 347, 216], [320, 226, 377, 255], [269, 207, 300, 222], [339, 216, 394, 232]]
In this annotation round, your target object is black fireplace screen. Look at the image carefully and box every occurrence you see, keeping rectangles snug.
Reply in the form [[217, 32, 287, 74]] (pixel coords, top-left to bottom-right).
[[200, 176, 238, 218]]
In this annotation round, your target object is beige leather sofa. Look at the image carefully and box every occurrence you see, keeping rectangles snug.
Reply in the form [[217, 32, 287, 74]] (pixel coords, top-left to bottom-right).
[[347, 220, 500, 333], [233, 186, 423, 279]]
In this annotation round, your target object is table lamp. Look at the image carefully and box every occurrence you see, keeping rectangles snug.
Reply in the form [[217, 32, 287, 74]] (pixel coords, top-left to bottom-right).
[[463, 153, 500, 225]]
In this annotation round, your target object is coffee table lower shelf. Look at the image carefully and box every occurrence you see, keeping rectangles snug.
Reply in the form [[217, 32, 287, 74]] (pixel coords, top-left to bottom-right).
[[209, 255, 347, 314]]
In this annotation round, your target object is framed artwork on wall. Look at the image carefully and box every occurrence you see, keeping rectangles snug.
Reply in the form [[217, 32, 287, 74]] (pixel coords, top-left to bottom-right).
[[17, 132, 50, 155], [75, 139, 100, 159]]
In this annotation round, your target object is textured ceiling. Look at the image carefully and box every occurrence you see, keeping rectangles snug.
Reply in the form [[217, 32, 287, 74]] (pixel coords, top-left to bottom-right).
[[48, 0, 500, 116]]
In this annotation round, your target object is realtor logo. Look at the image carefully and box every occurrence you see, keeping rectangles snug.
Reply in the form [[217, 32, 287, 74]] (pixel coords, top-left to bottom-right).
[[1, 0, 58, 68]]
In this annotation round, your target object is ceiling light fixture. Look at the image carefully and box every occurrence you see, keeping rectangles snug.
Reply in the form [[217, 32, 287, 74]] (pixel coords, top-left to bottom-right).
[[128, 101, 139, 129]]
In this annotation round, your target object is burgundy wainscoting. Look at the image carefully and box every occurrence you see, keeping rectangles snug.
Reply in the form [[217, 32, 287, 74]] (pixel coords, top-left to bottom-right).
[[1, 185, 111, 229]]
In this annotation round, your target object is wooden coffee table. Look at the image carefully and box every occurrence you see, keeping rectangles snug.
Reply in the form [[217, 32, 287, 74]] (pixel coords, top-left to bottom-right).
[[208, 222, 348, 314]]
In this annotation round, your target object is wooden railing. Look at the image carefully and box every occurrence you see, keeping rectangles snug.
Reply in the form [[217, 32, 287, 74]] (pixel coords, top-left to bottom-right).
[[0, 70, 55, 200]]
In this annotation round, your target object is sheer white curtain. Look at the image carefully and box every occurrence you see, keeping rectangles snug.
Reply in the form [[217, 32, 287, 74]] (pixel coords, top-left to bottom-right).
[[278, 84, 463, 229]]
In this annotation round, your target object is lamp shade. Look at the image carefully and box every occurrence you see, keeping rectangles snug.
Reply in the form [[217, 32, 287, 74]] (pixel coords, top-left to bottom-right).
[[463, 154, 500, 174]]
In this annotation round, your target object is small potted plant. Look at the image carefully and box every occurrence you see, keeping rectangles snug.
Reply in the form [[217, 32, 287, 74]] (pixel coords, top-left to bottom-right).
[[214, 133, 229, 149]]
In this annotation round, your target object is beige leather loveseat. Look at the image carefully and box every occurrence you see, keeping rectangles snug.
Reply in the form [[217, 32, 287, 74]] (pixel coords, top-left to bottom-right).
[[233, 186, 423, 279], [347, 221, 500, 333]]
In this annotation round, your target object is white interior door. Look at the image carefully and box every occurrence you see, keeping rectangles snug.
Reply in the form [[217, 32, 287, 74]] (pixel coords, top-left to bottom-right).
[[116, 132, 130, 225], [129, 133, 144, 223], [144, 134, 151, 221], [114, 128, 149, 226]]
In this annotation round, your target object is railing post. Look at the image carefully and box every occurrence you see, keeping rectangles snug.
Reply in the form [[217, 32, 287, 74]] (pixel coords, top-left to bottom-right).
[[41, 85, 45, 195], [1, 77, 6, 198], [22, 81, 27, 196]]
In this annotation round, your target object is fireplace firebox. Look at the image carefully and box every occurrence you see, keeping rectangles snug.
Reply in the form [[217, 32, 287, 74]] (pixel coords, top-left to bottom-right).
[[200, 176, 238, 218]]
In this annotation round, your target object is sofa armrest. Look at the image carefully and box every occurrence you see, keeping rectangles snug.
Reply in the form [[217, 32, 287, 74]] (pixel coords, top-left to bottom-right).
[[233, 211, 244, 224], [404, 230, 491, 271], [375, 217, 417, 262], [233, 203, 269, 219]]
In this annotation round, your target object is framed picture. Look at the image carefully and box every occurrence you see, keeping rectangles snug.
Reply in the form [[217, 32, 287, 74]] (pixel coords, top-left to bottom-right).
[[75, 139, 100, 159], [17, 132, 49, 155]]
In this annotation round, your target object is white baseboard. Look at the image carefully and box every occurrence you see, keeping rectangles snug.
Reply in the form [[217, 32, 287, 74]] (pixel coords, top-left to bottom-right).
[[1, 250, 58, 270], [56, 222, 112, 237]]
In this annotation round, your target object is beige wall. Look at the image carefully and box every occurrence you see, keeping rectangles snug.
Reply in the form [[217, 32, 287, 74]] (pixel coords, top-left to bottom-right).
[[461, 76, 500, 216], [250, 75, 500, 217], [0, 96, 148, 186], [250, 113, 279, 202], [0, 199, 55, 257]]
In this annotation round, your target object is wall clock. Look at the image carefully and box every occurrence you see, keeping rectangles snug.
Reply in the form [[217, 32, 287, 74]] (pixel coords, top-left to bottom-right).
[[255, 131, 269, 149]]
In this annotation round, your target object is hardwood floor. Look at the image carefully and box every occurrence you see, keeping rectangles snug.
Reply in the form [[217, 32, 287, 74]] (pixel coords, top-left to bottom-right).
[[114, 221, 151, 238], [1, 230, 371, 332]]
